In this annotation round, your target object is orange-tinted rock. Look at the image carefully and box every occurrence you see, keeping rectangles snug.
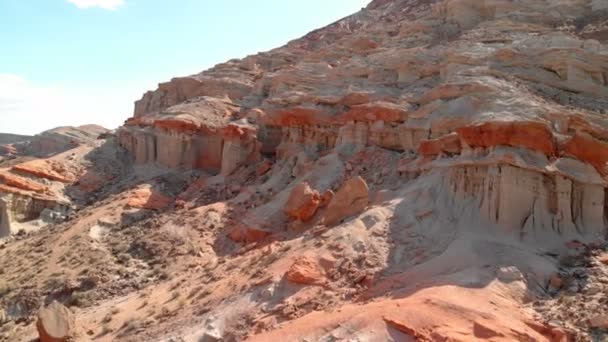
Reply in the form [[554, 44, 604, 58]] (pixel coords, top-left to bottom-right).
[[524, 320, 571, 342], [457, 121, 555, 156], [383, 316, 432, 341], [153, 118, 200, 133], [337, 102, 408, 123], [562, 132, 608, 174], [418, 132, 462, 155], [126, 188, 173, 210], [228, 224, 273, 244], [36, 301, 73, 342], [284, 182, 322, 221], [13, 160, 76, 183], [269, 107, 332, 126], [319, 190, 334, 207], [323, 176, 369, 226], [0, 172, 48, 193], [285, 256, 325, 285], [0, 184, 55, 201]]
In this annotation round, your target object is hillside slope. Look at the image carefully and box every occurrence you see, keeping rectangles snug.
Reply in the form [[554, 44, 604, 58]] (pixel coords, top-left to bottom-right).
[[2, 0, 608, 341]]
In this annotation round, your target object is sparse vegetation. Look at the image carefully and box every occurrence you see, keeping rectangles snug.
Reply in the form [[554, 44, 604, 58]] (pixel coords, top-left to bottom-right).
[[102, 313, 113, 323], [67, 291, 93, 308], [99, 324, 113, 336], [119, 317, 141, 335], [0, 281, 13, 297]]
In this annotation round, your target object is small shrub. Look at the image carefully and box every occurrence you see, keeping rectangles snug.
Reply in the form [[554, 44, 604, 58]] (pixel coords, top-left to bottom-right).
[[68, 291, 92, 308], [0, 282, 13, 297]]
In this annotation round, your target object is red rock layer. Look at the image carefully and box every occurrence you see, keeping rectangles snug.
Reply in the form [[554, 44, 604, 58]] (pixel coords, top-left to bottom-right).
[[457, 121, 556, 156]]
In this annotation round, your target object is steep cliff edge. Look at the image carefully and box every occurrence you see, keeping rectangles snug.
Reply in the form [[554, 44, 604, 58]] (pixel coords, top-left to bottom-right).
[[119, 0, 608, 243]]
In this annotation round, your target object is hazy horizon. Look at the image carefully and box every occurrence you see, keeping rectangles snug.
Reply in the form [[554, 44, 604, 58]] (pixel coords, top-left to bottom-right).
[[0, 0, 369, 135]]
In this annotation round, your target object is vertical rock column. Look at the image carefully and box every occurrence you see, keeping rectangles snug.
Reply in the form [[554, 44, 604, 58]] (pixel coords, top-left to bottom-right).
[[0, 198, 10, 237], [220, 124, 261, 176]]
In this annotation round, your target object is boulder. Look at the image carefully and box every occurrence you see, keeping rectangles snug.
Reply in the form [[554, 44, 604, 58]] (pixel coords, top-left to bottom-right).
[[228, 224, 273, 244], [12, 160, 76, 183], [126, 187, 173, 210], [285, 256, 325, 285], [283, 182, 322, 221], [323, 176, 369, 226], [0, 172, 48, 193], [36, 301, 73, 342]]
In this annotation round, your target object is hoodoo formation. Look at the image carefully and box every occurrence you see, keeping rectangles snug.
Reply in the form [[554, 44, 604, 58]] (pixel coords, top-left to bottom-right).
[[2, 0, 608, 341]]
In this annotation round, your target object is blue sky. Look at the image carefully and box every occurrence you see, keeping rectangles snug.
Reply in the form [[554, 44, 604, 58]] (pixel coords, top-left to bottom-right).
[[0, 0, 370, 134]]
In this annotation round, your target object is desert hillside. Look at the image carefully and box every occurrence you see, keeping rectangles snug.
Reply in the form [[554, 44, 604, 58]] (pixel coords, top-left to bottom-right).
[[2, 0, 608, 341]]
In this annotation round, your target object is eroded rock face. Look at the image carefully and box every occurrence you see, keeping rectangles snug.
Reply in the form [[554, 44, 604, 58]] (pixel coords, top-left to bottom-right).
[[117, 0, 608, 242], [285, 256, 325, 285], [0, 159, 73, 236], [323, 176, 369, 226], [36, 301, 73, 342], [104, 1, 608, 340], [126, 187, 173, 210], [283, 182, 322, 221]]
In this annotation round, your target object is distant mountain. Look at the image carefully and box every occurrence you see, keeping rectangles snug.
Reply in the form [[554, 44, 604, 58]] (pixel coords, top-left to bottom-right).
[[0, 133, 33, 145], [0, 125, 110, 158]]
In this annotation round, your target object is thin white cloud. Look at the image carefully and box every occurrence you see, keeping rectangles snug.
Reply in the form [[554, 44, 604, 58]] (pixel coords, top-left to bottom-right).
[[67, 0, 124, 10], [0, 73, 138, 135]]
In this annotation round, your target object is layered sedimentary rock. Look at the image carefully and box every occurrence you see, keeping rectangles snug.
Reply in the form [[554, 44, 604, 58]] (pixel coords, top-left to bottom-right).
[[0, 160, 73, 236], [1, 125, 109, 158], [119, 0, 608, 243], [119, 97, 260, 175]]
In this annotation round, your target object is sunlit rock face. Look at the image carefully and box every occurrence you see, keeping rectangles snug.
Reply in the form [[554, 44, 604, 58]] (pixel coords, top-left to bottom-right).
[[119, 0, 608, 241]]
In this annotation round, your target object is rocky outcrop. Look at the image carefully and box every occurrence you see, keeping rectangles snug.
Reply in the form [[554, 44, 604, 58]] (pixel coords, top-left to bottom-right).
[[36, 301, 73, 342], [0, 167, 70, 237], [2, 1, 608, 341], [12, 160, 77, 183], [283, 182, 322, 221], [0, 157, 77, 236], [113, 0, 608, 249], [1, 126, 108, 158], [126, 187, 173, 210], [119, 97, 260, 175], [285, 256, 325, 285], [457, 121, 556, 156], [323, 176, 369, 226]]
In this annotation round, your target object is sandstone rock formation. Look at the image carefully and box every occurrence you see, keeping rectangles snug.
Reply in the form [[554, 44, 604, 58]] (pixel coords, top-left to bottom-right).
[[126, 187, 173, 210], [283, 182, 321, 221], [0, 159, 73, 236], [2, 0, 608, 341], [285, 256, 325, 285], [108, 1, 608, 338], [36, 301, 73, 342], [0, 125, 109, 158], [323, 176, 369, 226]]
